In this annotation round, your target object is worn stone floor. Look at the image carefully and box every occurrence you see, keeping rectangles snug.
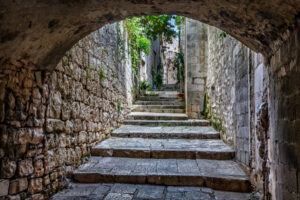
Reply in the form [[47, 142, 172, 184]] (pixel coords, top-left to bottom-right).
[[52, 183, 251, 200]]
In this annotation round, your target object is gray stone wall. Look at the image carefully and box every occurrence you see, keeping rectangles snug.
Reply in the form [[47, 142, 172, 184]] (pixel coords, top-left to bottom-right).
[[267, 21, 300, 200], [161, 37, 179, 85], [140, 38, 161, 86], [206, 25, 266, 169], [206, 26, 237, 145], [205, 25, 267, 191], [233, 44, 251, 166], [183, 18, 208, 119], [0, 22, 132, 199], [201, 22, 300, 199]]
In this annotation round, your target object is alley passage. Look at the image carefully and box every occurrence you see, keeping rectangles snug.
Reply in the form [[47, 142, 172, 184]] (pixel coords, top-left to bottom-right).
[[53, 87, 251, 199]]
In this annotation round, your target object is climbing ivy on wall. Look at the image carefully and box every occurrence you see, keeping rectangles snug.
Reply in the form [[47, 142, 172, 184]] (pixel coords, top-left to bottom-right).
[[125, 17, 151, 76]]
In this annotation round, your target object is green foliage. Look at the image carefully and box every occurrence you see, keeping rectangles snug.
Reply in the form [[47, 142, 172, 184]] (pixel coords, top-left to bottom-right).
[[131, 87, 135, 95], [125, 15, 185, 76], [117, 101, 122, 112], [152, 70, 163, 88], [201, 91, 224, 133], [87, 65, 97, 79], [220, 31, 227, 38], [101, 48, 109, 55], [99, 67, 106, 83], [201, 91, 209, 118], [139, 80, 151, 91], [139, 15, 184, 42], [174, 52, 185, 83], [125, 17, 151, 76], [137, 35, 151, 55]]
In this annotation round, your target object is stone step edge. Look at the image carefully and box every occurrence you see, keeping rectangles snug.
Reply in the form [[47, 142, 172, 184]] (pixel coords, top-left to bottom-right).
[[132, 105, 185, 108], [91, 148, 235, 160], [73, 172, 251, 193], [111, 131, 220, 139], [123, 120, 210, 126], [131, 109, 185, 113], [126, 116, 188, 120]]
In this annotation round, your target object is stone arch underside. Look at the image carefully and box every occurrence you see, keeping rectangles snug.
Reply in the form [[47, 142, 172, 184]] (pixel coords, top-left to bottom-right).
[[0, 0, 300, 70]]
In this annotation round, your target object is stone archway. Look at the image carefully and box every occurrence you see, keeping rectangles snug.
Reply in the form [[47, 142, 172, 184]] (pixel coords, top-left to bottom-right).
[[0, 0, 299, 69], [0, 1, 299, 200]]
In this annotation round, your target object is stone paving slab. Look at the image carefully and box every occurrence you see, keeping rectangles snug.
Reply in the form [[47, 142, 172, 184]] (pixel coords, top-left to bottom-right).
[[127, 112, 188, 120], [52, 183, 251, 200], [92, 137, 234, 159], [73, 157, 251, 192], [123, 119, 210, 126], [134, 100, 184, 106], [112, 125, 219, 139]]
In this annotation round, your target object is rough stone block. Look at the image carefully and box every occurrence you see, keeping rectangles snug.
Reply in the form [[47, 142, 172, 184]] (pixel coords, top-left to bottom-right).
[[9, 178, 28, 194], [31, 128, 43, 144], [0, 159, 16, 178], [0, 179, 9, 196], [28, 178, 43, 195], [45, 119, 64, 133], [18, 159, 34, 177], [34, 160, 44, 178]]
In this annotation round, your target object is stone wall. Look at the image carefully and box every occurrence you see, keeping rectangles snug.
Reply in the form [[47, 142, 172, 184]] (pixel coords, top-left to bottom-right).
[[161, 37, 179, 85], [205, 24, 268, 193], [0, 22, 132, 199], [267, 21, 300, 200], [183, 18, 208, 119], [206, 26, 237, 145], [201, 22, 300, 199], [140, 38, 161, 86]]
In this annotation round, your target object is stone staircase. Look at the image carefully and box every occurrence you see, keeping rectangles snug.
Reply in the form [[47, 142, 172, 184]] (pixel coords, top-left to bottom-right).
[[55, 89, 251, 199]]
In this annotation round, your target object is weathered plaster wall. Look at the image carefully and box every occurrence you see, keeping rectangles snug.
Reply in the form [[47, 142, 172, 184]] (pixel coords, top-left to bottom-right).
[[184, 18, 208, 119], [0, 22, 132, 199]]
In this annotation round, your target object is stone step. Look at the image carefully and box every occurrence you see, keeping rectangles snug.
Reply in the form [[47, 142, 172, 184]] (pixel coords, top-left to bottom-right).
[[126, 112, 188, 120], [137, 96, 179, 101], [132, 107, 185, 113], [92, 137, 234, 159], [160, 84, 179, 90], [146, 90, 180, 95], [112, 125, 219, 139], [132, 104, 185, 110], [123, 119, 210, 126], [134, 100, 184, 106], [52, 183, 251, 200], [73, 157, 251, 192]]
